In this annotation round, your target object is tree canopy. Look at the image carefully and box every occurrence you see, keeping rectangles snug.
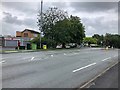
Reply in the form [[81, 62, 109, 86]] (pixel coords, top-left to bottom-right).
[[92, 34, 104, 45], [104, 33, 120, 48], [83, 37, 97, 44], [37, 7, 85, 48], [92, 33, 120, 48], [53, 15, 85, 48]]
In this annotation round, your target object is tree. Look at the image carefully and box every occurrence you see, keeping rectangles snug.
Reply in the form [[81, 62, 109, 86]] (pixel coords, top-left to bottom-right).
[[37, 7, 68, 48], [104, 33, 120, 48], [37, 7, 85, 48], [53, 18, 72, 48], [53, 15, 85, 48], [83, 37, 97, 46], [69, 15, 85, 44], [92, 34, 104, 45], [31, 35, 40, 44], [31, 35, 50, 49]]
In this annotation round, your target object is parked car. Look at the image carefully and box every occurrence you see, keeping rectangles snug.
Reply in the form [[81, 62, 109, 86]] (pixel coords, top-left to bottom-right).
[[56, 44, 62, 48], [69, 43, 77, 48], [65, 45, 70, 49]]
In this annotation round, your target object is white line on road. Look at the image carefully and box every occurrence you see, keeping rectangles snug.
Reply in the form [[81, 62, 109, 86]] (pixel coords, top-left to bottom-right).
[[31, 57, 35, 60], [51, 55, 53, 57], [73, 63, 96, 73], [102, 57, 111, 61], [0, 60, 6, 63]]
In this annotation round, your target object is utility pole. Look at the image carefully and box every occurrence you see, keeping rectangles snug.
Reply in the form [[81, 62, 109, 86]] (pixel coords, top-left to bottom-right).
[[38, 0, 43, 49], [40, 0, 43, 49]]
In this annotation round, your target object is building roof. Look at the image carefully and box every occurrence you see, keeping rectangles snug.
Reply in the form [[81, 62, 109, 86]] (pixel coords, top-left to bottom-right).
[[22, 29, 40, 34]]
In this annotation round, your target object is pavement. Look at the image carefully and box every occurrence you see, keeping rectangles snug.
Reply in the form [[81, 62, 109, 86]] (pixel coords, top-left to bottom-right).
[[0, 48, 119, 88], [89, 63, 119, 88]]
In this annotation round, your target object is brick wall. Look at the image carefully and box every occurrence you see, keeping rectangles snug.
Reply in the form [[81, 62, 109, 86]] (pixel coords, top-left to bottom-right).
[[16, 31, 22, 37]]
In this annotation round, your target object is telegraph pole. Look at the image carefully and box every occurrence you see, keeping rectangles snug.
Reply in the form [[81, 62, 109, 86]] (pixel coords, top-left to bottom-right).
[[38, 0, 43, 49]]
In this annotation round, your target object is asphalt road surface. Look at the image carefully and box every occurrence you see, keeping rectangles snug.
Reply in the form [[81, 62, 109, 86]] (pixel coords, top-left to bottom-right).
[[1, 48, 119, 88]]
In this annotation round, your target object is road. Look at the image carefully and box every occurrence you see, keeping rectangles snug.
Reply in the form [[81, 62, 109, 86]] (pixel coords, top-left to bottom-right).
[[1, 48, 119, 88]]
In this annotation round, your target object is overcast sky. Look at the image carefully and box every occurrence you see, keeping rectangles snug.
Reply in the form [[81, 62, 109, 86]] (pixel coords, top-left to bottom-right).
[[1, 1, 118, 37]]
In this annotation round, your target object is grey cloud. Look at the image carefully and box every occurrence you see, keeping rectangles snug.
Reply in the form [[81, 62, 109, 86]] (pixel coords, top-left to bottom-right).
[[3, 11, 37, 31], [70, 2, 118, 13], [51, 2, 69, 9], [2, 2, 38, 14], [2, 2, 70, 15], [118, 2, 120, 34], [2, 22, 16, 35], [81, 17, 118, 36], [3, 12, 22, 25], [23, 18, 37, 28], [2, 2, 118, 36]]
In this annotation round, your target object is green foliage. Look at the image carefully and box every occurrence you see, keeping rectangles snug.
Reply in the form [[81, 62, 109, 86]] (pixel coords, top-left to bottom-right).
[[37, 7, 68, 48], [83, 37, 97, 44], [53, 15, 85, 46], [30, 34, 40, 44], [37, 7, 85, 48], [92, 33, 120, 48], [38, 7, 68, 37], [30, 35, 56, 48], [92, 34, 104, 45], [104, 33, 120, 48], [69, 15, 85, 44]]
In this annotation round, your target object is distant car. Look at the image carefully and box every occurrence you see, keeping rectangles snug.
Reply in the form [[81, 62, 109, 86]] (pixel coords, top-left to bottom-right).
[[68, 43, 77, 48], [56, 45, 62, 48], [65, 45, 70, 49]]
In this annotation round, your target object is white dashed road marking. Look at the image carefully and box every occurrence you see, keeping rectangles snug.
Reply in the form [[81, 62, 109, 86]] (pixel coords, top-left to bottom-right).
[[72, 56, 117, 73], [73, 63, 96, 73], [51, 55, 53, 57], [0, 60, 6, 63], [102, 57, 111, 61], [31, 57, 35, 60]]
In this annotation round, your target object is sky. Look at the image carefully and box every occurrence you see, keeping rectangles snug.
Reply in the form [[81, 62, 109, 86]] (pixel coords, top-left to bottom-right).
[[1, 1, 119, 37]]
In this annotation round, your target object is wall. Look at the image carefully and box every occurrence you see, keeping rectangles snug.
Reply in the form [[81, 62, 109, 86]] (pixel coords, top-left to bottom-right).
[[16, 30, 39, 38], [4, 40, 18, 47], [16, 31, 22, 37]]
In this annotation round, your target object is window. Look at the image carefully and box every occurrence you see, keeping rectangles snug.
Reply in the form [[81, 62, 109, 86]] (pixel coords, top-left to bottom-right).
[[24, 33, 28, 37]]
